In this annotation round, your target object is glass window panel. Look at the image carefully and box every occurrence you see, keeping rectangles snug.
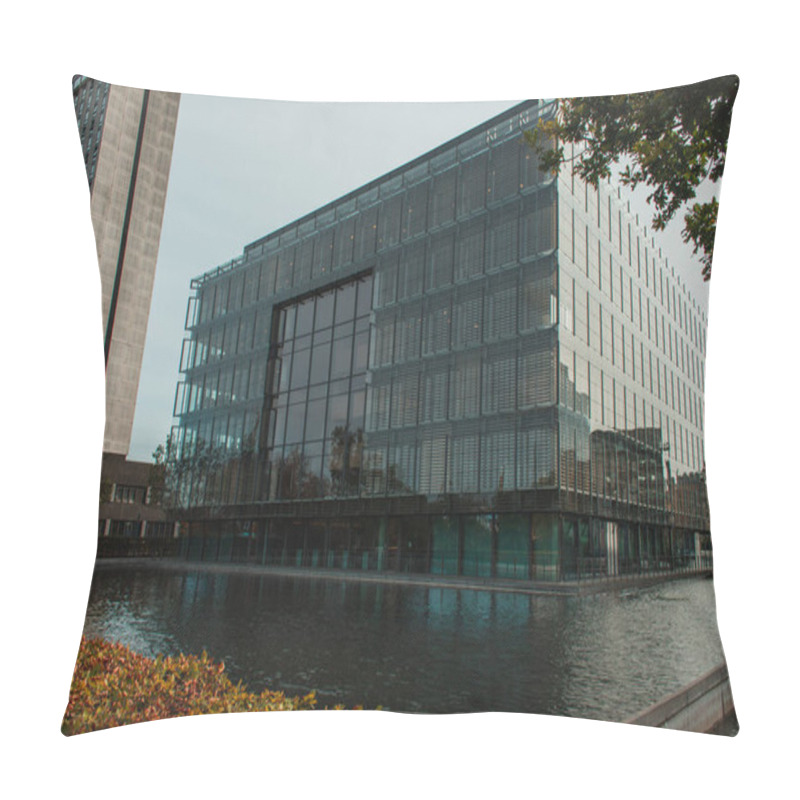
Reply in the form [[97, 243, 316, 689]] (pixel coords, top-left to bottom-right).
[[418, 436, 447, 496], [313, 326, 332, 346], [308, 383, 327, 401], [430, 168, 456, 227], [376, 253, 398, 307], [305, 398, 327, 441], [519, 347, 555, 409], [517, 426, 555, 488], [378, 195, 402, 249], [453, 291, 482, 350], [520, 262, 556, 331], [315, 292, 334, 329], [313, 228, 334, 278], [427, 233, 454, 290], [335, 284, 356, 323], [276, 247, 295, 290], [449, 356, 480, 419], [310, 341, 332, 384], [521, 198, 556, 257], [300, 456, 324, 498], [289, 387, 307, 406], [403, 184, 429, 240], [331, 336, 353, 379], [483, 354, 516, 415], [481, 430, 515, 493], [222, 324, 237, 359], [295, 298, 315, 337], [290, 349, 310, 389], [423, 296, 451, 356], [488, 139, 521, 202], [394, 305, 421, 363], [326, 394, 349, 436], [449, 435, 479, 493], [485, 280, 517, 341], [285, 403, 306, 444], [355, 205, 378, 260], [353, 331, 369, 373], [250, 360, 266, 400], [349, 389, 366, 427], [455, 221, 485, 282], [242, 314, 257, 355], [457, 153, 487, 216], [372, 313, 395, 367], [398, 244, 425, 300], [295, 238, 314, 285], [420, 367, 448, 424], [488, 212, 518, 272], [329, 377, 350, 396], [356, 275, 373, 318]]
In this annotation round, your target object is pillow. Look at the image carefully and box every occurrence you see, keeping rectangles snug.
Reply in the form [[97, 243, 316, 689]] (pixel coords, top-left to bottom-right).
[[64, 75, 739, 736]]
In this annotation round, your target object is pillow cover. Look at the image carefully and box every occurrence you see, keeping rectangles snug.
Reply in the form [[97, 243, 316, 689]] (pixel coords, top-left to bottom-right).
[[64, 75, 739, 736]]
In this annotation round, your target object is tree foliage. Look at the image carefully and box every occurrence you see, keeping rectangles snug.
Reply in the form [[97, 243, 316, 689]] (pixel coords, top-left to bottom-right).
[[62, 637, 324, 735], [525, 76, 738, 280], [151, 435, 228, 511]]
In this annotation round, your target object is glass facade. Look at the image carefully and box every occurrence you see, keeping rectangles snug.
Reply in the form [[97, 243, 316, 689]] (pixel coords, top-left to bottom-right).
[[173, 100, 711, 581]]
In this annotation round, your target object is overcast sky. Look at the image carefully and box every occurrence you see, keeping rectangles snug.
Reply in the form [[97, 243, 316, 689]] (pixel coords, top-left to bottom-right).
[[129, 93, 713, 462]]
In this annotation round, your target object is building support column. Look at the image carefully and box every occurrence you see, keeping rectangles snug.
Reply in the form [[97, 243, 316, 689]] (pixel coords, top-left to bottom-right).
[[376, 517, 387, 571]]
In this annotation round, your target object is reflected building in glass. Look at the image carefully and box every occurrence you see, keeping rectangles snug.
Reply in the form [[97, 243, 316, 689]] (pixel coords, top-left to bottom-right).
[[172, 100, 711, 581]]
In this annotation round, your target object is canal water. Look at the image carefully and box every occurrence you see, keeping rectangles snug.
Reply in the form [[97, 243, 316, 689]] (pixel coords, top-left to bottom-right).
[[82, 564, 727, 722]]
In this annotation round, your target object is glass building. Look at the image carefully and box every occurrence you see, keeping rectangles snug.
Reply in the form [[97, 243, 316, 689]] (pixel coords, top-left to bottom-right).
[[172, 100, 711, 581]]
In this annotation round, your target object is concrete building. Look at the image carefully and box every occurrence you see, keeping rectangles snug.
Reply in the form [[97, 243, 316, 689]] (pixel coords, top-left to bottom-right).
[[170, 100, 711, 580], [96, 453, 177, 556], [73, 75, 180, 456], [73, 76, 180, 548]]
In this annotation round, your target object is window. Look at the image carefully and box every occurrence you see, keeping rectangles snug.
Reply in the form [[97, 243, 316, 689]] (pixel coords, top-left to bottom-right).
[[398, 244, 424, 300], [265, 275, 372, 498], [452, 290, 482, 350], [483, 353, 516, 415], [427, 233, 454, 290], [403, 184, 428, 240], [485, 277, 517, 341], [455, 221, 485, 282], [519, 262, 555, 332], [430, 168, 456, 228], [488, 210, 518, 271], [519, 346, 555, 409], [457, 153, 487, 216], [113, 485, 140, 504], [422, 295, 451, 356], [449, 355, 480, 419]]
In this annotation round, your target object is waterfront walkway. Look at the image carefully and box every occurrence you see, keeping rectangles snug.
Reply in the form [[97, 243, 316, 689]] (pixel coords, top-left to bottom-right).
[[93, 556, 711, 597]]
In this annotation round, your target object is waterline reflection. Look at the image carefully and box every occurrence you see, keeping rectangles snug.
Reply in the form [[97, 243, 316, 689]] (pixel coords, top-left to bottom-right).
[[83, 566, 726, 720]]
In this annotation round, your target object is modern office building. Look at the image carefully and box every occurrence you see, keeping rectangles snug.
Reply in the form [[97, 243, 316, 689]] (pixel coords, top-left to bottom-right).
[[73, 75, 180, 456], [171, 100, 711, 581], [74, 76, 180, 546]]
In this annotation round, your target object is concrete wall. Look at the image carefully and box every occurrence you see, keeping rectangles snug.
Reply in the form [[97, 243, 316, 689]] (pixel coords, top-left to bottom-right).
[[625, 664, 736, 734], [91, 85, 180, 456]]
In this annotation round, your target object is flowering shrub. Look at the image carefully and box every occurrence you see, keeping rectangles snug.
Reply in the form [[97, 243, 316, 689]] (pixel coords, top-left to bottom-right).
[[62, 637, 319, 735]]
